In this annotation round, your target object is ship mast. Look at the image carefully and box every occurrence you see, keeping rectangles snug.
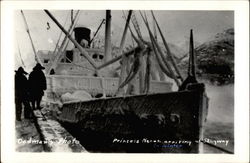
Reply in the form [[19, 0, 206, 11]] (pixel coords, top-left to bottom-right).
[[104, 10, 112, 63], [47, 10, 80, 74], [44, 10, 97, 69], [20, 10, 41, 64], [117, 10, 133, 95], [189, 29, 196, 78]]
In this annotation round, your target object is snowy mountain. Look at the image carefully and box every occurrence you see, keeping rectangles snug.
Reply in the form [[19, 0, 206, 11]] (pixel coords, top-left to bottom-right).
[[178, 28, 234, 84]]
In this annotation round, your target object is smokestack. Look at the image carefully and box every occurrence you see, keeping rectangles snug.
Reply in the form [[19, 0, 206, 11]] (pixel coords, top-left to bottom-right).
[[104, 10, 112, 63], [74, 27, 91, 47]]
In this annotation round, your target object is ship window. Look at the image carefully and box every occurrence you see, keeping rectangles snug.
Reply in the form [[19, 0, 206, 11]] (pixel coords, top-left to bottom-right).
[[92, 53, 98, 59], [44, 59, 49, 63], [92, 53, 103, 60], [60, 58, 65, 63], [65, 51, 73, 63], [99, 55, 104, 60]]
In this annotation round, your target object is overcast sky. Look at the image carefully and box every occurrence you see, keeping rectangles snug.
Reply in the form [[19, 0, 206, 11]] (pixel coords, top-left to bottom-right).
[[14, 10, 233, 69]]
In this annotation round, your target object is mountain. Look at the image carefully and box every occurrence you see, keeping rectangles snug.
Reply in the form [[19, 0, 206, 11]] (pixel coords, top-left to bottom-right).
[[160, 43, 186, 59], [178, 28, 234, 85]]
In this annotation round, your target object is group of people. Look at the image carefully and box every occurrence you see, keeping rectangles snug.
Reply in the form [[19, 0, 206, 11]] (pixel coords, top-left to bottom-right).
[[15, 63, 47, 121]]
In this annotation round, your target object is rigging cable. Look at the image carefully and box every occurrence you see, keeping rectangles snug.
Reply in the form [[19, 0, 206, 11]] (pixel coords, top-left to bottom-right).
[[151, 10, 184, 81], [52, 11, 70, 56], [143, 48, 151, 93], [16, 37, 26, 68], [117, 48, 146, 90], [20, 10, 40, 64], [62, 11, 82, 52], [140, 11, 180, 86], [89, 19, 105, 45]]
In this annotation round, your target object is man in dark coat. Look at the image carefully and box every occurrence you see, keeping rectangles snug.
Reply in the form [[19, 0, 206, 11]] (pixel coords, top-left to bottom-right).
[[15, 67, 32, 121], [29, 63, 47, 110]]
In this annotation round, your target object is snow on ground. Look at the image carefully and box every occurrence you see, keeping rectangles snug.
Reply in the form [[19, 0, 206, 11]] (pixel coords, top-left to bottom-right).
[[15, 118, 44, 152]]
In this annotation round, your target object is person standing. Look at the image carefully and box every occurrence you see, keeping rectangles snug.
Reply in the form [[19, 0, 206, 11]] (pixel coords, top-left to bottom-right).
[[15, 67, 32, 121], [29, 63, 47, 110]]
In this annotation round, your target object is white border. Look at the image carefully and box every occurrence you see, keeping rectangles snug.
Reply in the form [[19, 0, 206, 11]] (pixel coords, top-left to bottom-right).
[[1, 1, 249, 163]]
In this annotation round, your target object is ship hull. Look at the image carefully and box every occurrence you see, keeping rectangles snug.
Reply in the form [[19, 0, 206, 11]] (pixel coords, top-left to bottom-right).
[[57, 83, 208, 153]]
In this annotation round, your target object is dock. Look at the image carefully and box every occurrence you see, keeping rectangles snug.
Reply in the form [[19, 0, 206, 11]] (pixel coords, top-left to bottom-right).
[[16, 106, 87, 152]]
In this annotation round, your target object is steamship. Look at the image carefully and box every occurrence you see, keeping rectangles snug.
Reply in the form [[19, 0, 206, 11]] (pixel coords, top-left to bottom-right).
[[29, 10, 209, 153]]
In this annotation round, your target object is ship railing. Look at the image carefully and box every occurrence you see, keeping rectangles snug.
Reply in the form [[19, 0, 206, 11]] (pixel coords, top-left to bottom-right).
[[45, 75, 173, 99]]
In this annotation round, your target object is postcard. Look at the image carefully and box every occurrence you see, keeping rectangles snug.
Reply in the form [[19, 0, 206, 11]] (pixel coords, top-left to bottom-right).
[[1, 1, 249, 163]]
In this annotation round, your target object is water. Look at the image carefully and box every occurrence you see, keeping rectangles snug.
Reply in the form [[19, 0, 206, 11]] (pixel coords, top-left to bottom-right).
[[203, 82, 234, 153]]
